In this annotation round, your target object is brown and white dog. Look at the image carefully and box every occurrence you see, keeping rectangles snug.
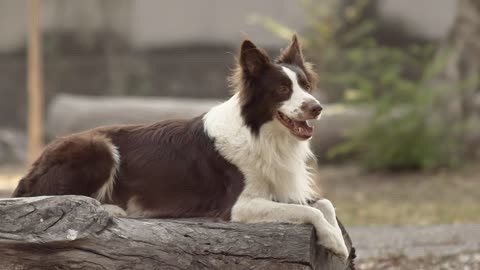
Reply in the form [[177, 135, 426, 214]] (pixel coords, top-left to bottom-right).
[[12, 35, 349, 260]]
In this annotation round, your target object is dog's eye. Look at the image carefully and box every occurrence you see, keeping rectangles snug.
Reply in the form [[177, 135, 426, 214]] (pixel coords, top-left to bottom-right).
[[278, 86, 289, 94], [301, 81, 311, 90]]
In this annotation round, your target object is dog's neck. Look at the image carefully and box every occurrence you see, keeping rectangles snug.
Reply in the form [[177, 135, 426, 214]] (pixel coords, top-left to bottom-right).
[[203, 94, 316, 204]]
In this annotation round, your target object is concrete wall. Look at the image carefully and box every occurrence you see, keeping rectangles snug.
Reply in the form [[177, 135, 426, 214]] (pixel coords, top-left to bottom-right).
[[0, 1, 27, 52], [0, 0, 461, 130], [0, 0, 306, 52], [378, 0, 457, 40], [0, 0, 459, 53], [130, 0, 306, 48]]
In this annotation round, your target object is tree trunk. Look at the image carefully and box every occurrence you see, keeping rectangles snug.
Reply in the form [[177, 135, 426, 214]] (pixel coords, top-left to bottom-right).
[[27, 0, 44, 164], [0, 196, 355, 270], [434, 0, 480, 111], [431, 0, 480, 156]]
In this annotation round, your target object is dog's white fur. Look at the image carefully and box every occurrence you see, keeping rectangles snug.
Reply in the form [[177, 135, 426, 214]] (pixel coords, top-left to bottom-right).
[[278, 66, 322, 120], [203, 66, 348, 260], [95, 141, 120, 203]]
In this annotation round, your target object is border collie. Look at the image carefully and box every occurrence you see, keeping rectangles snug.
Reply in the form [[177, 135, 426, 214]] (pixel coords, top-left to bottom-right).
[[12, 35, 349, 260]]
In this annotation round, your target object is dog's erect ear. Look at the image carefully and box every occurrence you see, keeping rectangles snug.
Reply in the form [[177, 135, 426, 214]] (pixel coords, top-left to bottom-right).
[[240, 40, 271, 76], [276, 34, 304, 67]]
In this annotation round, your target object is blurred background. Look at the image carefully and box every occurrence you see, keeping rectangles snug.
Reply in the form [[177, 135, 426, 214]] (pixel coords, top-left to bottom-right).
[[0, 0, 479, 268]]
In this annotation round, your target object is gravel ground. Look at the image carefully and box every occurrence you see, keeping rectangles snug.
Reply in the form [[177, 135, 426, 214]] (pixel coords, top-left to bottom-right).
[[357, 252, 480, 270], [348, 224, 480, 260], [348, 224, 480, 270]]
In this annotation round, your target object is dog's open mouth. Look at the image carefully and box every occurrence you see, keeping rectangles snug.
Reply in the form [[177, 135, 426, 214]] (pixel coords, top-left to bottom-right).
[[276, 111, 314, 139]]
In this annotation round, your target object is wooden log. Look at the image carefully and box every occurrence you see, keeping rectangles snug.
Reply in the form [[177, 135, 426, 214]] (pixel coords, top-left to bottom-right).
[[0, 196, 355, 270], [46, 94, 369, 157]]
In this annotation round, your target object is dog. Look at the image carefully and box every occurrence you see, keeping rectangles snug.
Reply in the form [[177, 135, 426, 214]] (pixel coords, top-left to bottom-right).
[[12, 34, 349, 260]]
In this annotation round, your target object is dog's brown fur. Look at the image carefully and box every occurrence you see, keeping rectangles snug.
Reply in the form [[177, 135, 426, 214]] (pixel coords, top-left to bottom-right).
[[13, 117, 245, 220]]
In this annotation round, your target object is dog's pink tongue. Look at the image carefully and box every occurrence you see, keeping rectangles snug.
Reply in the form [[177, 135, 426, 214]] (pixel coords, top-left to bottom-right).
[[293, 121, 314, 137]]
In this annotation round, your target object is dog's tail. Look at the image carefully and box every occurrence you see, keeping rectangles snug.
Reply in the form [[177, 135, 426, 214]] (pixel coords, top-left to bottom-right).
[[11, 177, 29, 197]]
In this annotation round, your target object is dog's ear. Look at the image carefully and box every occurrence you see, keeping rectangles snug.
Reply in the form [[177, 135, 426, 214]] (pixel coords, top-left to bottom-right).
[[240, 40, 271, 76], [276, 34, 305, 67]]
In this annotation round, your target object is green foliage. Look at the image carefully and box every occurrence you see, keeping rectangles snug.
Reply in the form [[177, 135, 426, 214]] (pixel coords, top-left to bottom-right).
[[253, 0, 468, 170], [329, 47, 466, 170]]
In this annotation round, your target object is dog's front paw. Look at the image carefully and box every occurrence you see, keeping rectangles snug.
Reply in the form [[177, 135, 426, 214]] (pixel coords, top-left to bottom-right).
[[311, 199, 337, 227], [101, 204, 127, 217], [317, 230, 349, 262]]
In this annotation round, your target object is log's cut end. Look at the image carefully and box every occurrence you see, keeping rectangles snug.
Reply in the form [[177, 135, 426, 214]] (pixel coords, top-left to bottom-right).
[[0, 196, 355, 270]]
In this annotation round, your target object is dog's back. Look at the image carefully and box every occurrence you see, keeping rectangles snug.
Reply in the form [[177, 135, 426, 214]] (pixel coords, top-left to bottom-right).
[[13, 116, 245, 220]]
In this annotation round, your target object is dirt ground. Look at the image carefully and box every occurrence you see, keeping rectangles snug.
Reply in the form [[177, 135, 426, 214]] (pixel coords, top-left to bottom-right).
[[319, 164, 480, 226]]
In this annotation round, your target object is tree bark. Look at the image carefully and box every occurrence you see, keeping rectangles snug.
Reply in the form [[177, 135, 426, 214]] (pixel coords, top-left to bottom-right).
[[27, 0, 45, 164], [0, 196, 355, 270], [434, 0, 480, 112], [430, 0, 480, 157]]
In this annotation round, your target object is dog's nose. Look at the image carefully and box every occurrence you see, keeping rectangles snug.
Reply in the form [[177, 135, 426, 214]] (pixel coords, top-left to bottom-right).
[[309, 103, 323, 117], [302, 101, 323, 118]]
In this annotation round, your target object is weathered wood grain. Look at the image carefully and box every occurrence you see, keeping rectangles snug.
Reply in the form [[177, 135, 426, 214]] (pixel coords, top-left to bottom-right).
[[0, 196, 355, 270]]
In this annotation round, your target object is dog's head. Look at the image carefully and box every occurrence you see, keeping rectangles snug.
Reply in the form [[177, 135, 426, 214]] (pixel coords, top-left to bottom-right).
[[231, 34, 322, 140]]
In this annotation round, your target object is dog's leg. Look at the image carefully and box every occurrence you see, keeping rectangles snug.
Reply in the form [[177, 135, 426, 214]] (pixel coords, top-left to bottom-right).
[[310, 199, 342, 234], [101, 204, 127, 217], [232, 197, 349, 261]]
